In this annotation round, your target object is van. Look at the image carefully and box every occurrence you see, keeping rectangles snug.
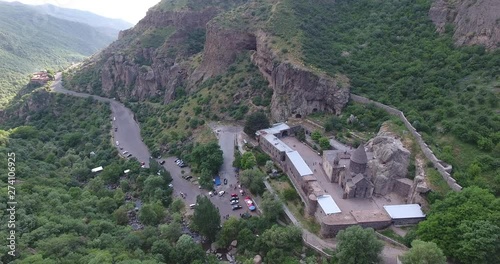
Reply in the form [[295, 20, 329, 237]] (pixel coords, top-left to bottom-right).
[[189, 204, 196, 209]]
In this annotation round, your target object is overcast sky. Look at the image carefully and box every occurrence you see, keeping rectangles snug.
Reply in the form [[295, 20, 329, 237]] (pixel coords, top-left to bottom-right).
[[3, 0, 162, 24]]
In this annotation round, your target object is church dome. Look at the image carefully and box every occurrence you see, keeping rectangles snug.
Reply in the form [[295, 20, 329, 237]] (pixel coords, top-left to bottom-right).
[[350, 144, 368, 164]]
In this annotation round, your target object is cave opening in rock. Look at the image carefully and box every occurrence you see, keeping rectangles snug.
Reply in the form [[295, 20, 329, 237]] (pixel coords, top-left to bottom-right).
[[295, 114, 302, 118], [312, 108, 318, 113]]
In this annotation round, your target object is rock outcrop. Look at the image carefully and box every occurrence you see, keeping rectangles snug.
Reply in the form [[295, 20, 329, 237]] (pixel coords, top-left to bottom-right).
[[367, 131, 411, 196], [429, 0, 500, 50], [251, 32, 350, 122], [71, 6, 219, 103], [190, 22, 257, 84]]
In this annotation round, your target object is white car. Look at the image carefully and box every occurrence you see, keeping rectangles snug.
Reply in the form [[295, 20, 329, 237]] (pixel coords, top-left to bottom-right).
[[122, 151, 128, 155], [218, 191, 225, 196], [168, 183, 173, 188], [116, 141, 119, 146]]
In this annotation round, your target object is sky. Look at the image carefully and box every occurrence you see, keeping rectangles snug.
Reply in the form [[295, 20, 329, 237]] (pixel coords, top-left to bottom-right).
[[3, 0, 162, 24]]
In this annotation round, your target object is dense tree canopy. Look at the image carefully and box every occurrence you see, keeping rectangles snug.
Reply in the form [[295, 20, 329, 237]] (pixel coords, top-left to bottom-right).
[[239, 168, 266, 195], [417, 187, 500, 263], [244, 111, 270, 136], [192, 195, 220, 242], [401, 240, 446, 264], [336, 226, 384, 264]]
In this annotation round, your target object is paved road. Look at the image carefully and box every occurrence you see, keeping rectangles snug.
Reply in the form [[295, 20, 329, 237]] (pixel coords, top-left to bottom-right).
[[51, 73, 151, 167]]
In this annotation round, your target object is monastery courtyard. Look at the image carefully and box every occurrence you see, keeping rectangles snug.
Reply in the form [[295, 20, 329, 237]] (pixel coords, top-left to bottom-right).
[[280, 136, 405, 213]]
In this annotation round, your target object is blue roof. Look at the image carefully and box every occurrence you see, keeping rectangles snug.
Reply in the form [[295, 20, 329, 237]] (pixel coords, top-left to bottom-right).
[[214, 176, 221, 186]]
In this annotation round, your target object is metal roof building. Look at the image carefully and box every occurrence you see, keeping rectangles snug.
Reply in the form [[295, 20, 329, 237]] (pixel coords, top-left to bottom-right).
[[286, 151, 313, 176], [383, 204, 426, 225], [317, 195, 341, 215]]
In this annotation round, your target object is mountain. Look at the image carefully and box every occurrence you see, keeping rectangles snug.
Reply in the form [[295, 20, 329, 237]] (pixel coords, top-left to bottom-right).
[[0, 1, 116, 106], [64, 0, 499, 194], [33, 3, 133, 38]]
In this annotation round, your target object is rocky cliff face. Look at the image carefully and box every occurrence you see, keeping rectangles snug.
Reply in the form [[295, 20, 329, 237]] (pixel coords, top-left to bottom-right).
[[71, 7, 218, 103], [429, 0, 500, 50], [70, 0, 350, 120], [189, 22, 257, 84], [367, 131, 411, 195], [251, 32, 349, 121], [0, 90, 53, 123]]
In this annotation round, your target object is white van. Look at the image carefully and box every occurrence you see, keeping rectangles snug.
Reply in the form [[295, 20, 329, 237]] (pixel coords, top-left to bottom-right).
[[189, 204, 196, 209]]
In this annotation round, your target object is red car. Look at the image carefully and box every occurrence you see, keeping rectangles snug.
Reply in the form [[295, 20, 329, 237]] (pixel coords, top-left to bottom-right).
[[231, 193, 238, 198], [244, 196, 256, 211]]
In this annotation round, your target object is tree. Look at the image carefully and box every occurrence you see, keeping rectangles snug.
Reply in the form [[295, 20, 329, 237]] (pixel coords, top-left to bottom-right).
[[260, 192, 283, 221], [336, 226, 384, 264], [255, 225, 302, 256], [241, 152, 257, 169], [160, 222, 183, 243], [311, 130, 322, 142], [244, 111, 270, 136], [265, 160, 274, 173], [240, 168, 266, 195], [113, 206, 129, 225], [401, 240, 446, 264], [139, 203, 166, 226], [172, 234, 205, 264], [217, 217, 240, 248], [417, 187, 500, 261], [456, 220, 500, 264], [319, 137, 331, 150], [192, 195, 220, 242], [100, 163, 122, 183], [190, 142, 224, 175]]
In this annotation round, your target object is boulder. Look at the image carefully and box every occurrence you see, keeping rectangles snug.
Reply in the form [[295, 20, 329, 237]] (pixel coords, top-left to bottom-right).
[[253, 255, 262, 264], [367, 132, 411, 195], [230, 240, 238, 248]]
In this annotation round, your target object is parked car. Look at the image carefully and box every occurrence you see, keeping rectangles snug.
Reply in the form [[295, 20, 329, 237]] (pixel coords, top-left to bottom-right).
[[122, 151, 128, 155], [175, 159, 182, 164], [241, 212, 252, 219], [114, 127, 118, 132], [230, 200, 239, 205], [223, 178, 228, 185], [168, 183, 173, 188], [244, 197, 256, 211], [185, 176, 193, 181], [159, 160, 165, 165], [116, 141, 119, 146], [232, 205, 242, 210], [218, 191, 225, 196], [230, 197, 239, 202], [231, 193, 238, 198], [126, 154, 132, 158], [189, 204, 196, 209]]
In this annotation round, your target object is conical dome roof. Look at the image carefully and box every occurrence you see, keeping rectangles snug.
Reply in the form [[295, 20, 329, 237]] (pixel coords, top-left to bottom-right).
[[350, 144, 368, 164]]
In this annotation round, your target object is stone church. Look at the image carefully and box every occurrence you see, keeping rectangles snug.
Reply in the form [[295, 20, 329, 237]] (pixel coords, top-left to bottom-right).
[[323, 145, 375, 199]]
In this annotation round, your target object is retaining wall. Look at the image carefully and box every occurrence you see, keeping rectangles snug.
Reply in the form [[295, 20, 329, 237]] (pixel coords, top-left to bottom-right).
[[350, 94, 462, 191]]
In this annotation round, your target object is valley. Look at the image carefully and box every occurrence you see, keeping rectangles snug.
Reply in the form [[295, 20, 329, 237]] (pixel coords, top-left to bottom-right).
[[0, 0, 499, 263]]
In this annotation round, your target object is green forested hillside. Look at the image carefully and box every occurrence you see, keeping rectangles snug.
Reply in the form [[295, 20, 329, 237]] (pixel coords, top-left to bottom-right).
[[0, 1, 115, 107], [288, 0, 500, 194]]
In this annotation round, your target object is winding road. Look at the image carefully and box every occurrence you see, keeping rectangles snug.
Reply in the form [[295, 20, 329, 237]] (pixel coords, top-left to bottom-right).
[[51, 73, 151, 167]]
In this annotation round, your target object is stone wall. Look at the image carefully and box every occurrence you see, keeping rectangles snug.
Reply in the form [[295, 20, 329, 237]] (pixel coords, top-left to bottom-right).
[[350, 94, 462, 192]]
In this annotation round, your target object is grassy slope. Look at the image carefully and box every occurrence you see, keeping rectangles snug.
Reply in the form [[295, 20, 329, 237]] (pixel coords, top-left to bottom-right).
[[285, 0, 500, 194], [0, 2, 115, 107]]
